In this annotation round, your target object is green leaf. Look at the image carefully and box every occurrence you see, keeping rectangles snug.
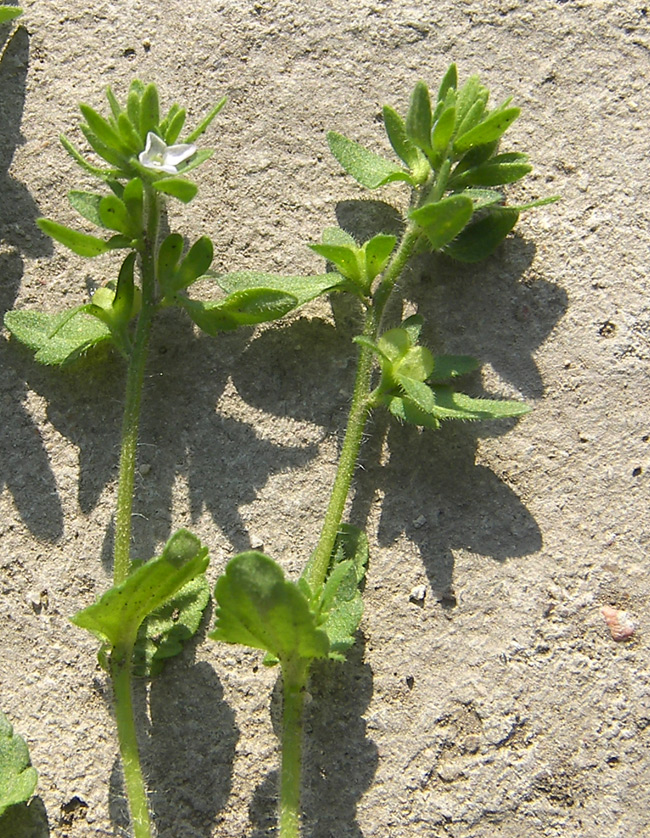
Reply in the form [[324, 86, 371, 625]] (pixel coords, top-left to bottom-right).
[[211, 552, 329, 662], [80, 104, 127, 155], [122, 177, 144, 231], [322, 226, 356, 248], [386, 395, 441, 430], [60, 134, 116, 179], [396, 345, 434, 382], [98, 194, 131, 235], [152, 177, 198, 203], [68, 190, 104, 227], [443, 207, 519, 262], [309, 243, 361, 283], [364, 233, 396, 281], [0, 711, 37, 817], [454, 75, 484, 129], [117, 112, 144, 155], [405, 81, 433, 153], [318, 525, 368, 660], [454, 107, 520, 154], [401, 314, 423, 345], [71, 530, 209, 648], [430, 355, 479, 382], [4, 309, 111, 365], [397, 376, 436, 412], [105, 86, 122, 122], [157, 233, 184, 287], [37, 218, 113, 257], [180, 289, 298, 335], [454, 154, 532, 187], [165, 107, 187, 145], [185, 96, 227, 143], [170, 236, 214, 292], [431, 106, 456, 154], [455, 95, 488, 139], [428, 386, 530, 421], [139, 83, 160, 138], [133, 574, 210, 678], [327, 131, 413, 189], [436, 63, 458, 103], [456, 188, 503, 211], [216, 271, 343, 307], [174, 148, 214, 176], [0, 7, 23, 23], [79, 124, 128, 168], [112, 252, 137, 322], [409, 194, 474, 249], [382, 105, 424, 175]]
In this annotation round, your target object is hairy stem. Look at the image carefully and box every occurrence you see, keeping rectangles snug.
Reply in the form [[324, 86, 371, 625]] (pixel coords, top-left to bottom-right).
[[110, 643, 152, 838], [278, 658, 310, 838], [113, 188, 159, 586], [304, 309, 375, 594]]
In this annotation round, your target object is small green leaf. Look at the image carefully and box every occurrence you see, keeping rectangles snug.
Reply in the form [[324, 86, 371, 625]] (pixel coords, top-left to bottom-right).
[[117, 112, 144, 155], [386, 395, 441, 430], [180, 289, 297, 334], [171, 236, 214, 292], [157, 233, 184, 287], [112, 252, 137, 322], [431, 105, 456, 154], [127, 87, 141, 132], [122, 177, 144, 231], [0, 7, 23, 23], [327, 131, 413, 189], [455, 95, 488, 139], [139, 83, 160, 138], [454, 154, 532, 187], [4, 308, 111, 366], [454, 75, 484, 128], [382, 105, 423, 173], [401, 314, 423, 345], [309, 243, 361, 283], [105, 86, 122, 122], [211, 552, 329, 662], [80, 104, 127, 155], [152, 178, 198, 203], [377, 327, 411, 362], [396, 345, 434, 382], [185, 96, 227, 143], [405, 81, 433, 153], [37, 218, 112, 257], [364, 233, 396, 281], [455, 188, 503, 211], [133, 574, 210, 678], [165, 107, 187, 145], [98, 194, 131, 235], [68, 190, 104, 227], [443, 207, 519, 262], [409, 194, 474, 250], [216, 271, 343, 307], [429, 386, 531, 421], [322, 227, 356, 248], [454, 107, 521, 154], [175, 148, 214, 176], [80, 125, 128, 168], [0, 711, 37, 817], [60, 135, 115, 179], [436, 63, 458, 103], [430, 355, 479, 382], [71, 530, 209, 648], [397, 376, 436, 412]]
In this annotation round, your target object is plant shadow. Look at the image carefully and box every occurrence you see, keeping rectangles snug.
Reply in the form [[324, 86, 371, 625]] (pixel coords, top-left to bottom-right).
[[0, 797, 50, 837], [248, 635, 376, 837], [0, 21, 61, 541], [109, 609, 239, 838]]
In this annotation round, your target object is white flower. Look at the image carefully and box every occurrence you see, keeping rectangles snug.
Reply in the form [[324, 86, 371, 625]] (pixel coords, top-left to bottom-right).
[[138, 131, 197, 174]]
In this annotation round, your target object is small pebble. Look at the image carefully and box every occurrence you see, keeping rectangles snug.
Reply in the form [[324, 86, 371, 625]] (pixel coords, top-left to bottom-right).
[[250, 533, 264, 550], [601, 605, 635, 641], [409, 584, 427, 604]]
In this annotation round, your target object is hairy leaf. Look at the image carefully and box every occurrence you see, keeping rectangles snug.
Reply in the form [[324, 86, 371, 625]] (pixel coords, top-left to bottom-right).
[[0, 711, 37, 817], [0, 7, 23, 22], [443, 207, 519, 262], [364, 233, 396, 281], [180, 289, 298, 334], [428, 386, 531, 421], [152, 177, 198, 203], [309, 244, 361, 283], [71, 530, 209, 648], [4, 309, 111, 365], [133, 574, 210, 678], [409, 194, 474, 249], [430, 355, 480, 382], [37, 218, 113, 257], [68, 190, 104, 227], [211, 551, 329, 662], [382, 105, 421, 171], [216, 271, 343, 307], [405, 81, 432, 153], [454, 106, 520, 154], [185, 96, 227, 143], [327, 131, 413, 189]]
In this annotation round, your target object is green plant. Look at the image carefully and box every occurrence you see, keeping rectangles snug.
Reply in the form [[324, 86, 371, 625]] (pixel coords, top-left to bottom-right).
[[210, 63, 557, 837], [3, 80, 345, 838], [0, 709, 37, 818]]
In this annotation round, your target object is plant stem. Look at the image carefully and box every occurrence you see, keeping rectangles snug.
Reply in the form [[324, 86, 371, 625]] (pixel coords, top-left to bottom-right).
[[113, 188, 159, 586], [304, 309, 375, 594], [110, 643, 153, 838], [110, 186, 160, 838], [278, 658, 310, 838]]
